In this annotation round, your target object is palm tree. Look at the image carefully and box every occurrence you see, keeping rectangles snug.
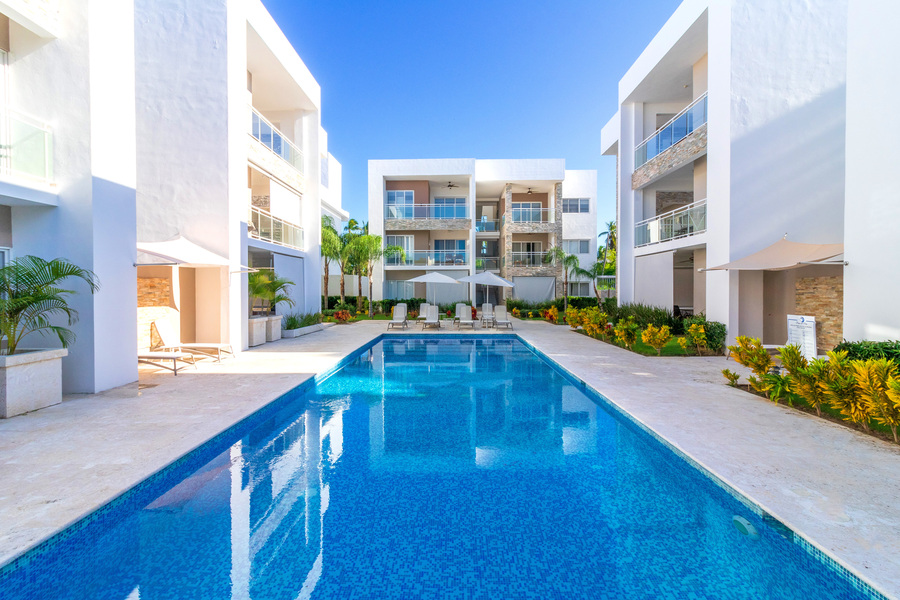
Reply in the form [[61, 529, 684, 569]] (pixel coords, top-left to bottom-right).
[[574, 262, 610, 308], [0, 256, 100, 355], [248, 271, 295, 316], [347, 234, 403, 317], [321, 216, 341, 310], [543, 246, 580, 312]]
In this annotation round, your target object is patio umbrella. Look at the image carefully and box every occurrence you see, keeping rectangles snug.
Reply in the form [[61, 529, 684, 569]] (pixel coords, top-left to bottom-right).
[[405, 272, 463, 304], [458, 271, 515, 304]]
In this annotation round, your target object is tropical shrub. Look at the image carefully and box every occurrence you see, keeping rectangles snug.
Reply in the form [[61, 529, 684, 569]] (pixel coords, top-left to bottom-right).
[[722, 369, 741, 387], [614, 317, 640, 349], [581, 308, 608, 338], [854, 358, 900, 443], [833, 339, 900, 365], [779, 345, 829, 416], [614, 302, 674, 329], [566, 307, 582, 329], [547, 306, 559, 324], [511, 308, 521, 318], [332, 310, 352, 323], [728, 336, 773, 376], [0, 256, 99, 355], [684, 315, 727, 354], [819, 350, 870, 431], [641, 324, 672, 356], [681, 323, 709, 356]]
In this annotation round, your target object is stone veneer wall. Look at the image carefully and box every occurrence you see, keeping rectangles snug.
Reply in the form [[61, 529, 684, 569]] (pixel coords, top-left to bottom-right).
[[137, 278, 178, 351], [499, 182, 564, 301], [384, 219, 471, 231], [632, 123, 707, 190], [251, 195, 270, 210], [248, 138, 305, 195], [795, 275, 844, 352], [656, 191, 694, 214]]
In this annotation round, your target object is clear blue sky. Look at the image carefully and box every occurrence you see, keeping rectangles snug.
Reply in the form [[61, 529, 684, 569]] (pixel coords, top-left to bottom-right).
[[261, 0, 682, 232]]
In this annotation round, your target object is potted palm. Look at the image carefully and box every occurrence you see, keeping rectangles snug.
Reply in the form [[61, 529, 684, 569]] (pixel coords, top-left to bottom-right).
[[263, 273, 295, 341], [0, 256, 99, 418], [248, 271, 270, 347]]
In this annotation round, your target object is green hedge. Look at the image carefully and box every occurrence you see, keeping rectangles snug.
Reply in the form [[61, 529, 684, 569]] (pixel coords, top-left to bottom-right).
[[833, 339, 900, 364]]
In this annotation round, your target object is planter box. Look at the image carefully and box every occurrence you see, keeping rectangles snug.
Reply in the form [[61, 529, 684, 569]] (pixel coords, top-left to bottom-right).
[[248, 317, 267, 347], [282, 323, 324, 338], [266, 315, 283, 342], [0, 348, 68, 418]]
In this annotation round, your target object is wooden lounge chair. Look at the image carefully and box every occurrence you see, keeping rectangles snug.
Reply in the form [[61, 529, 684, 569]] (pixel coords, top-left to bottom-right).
[[494, 306, 513, 329], [152, 320, 234, 362], [423, 304, 440, 329], [387, 303, 409, 330], [138, 351, 196, 375]]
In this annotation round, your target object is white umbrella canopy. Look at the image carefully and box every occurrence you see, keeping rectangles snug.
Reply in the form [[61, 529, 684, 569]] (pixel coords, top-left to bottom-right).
[[405, 272, 463, 304], [458, 272, 514, 287]]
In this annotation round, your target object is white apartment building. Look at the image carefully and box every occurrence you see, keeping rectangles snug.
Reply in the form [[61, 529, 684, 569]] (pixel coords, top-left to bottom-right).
[[135, 0, 341, 352], [601, 0, 849, 351], [368, 159, 597, 305], [0, 0, 138, 394]]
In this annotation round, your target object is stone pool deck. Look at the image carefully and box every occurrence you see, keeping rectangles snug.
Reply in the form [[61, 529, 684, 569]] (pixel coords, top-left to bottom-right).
[[0, 319, 898, 598]]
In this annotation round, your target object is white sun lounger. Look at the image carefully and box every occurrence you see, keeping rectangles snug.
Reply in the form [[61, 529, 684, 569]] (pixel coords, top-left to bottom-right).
[[481, 303, 495, 328], [152, 320, 234, 362], [388, 303, 408, 330], [456, 303, 475, 329], [494, 306, 513, 329], [416, 303, 430, 327], [138, 351, 196, 375], [423, 304, 440, 329]]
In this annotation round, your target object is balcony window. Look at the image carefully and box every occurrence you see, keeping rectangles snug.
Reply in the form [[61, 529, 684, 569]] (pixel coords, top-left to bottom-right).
[[511, 202, 547, 223], [249, 106, 304, 174], [562, 198, 589, 213], [562, 240, 589, 255], [386, 190, 414, 219], [635, 93, 708, 169], [634, 199, 707, 247], [433, 197, 466, 219]]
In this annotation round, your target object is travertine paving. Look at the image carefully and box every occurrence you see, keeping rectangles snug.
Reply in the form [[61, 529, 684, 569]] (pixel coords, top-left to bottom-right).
[[0, 318, 898, 598]]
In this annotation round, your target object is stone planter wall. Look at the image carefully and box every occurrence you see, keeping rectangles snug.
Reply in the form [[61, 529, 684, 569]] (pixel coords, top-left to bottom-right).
[[283, 323, 324, 338], [248, 317, 267, 347], [0, 349, 68, 418], [266, 316, 283, 342]]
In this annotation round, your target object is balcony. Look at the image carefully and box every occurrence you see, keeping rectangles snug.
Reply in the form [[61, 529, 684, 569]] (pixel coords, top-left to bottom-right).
[[475, 257, 500, 270], [509, 207, 551, 224], [634, 199, 706, 247], [508, 252, 552, 267], [0, 110, 53, 183], [635, 93, 707, 169], [475, 219, 499, 232], [385, 250, 468, 267], [249, 205, 304, 250], [384, 204, 468, 220], [249, 106, 304, 175]]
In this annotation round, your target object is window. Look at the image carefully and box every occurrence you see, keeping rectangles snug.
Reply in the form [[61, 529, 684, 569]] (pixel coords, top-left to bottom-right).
[[434, 239, 466, 265], [511, 202, 543, 223], [562, 239, 590, 255], [386, 235, 413, 265], [568, 282, 591, 297], [386, 190, 414, 219], [562, 198, 590, 213], [433, 197, 466, 219]]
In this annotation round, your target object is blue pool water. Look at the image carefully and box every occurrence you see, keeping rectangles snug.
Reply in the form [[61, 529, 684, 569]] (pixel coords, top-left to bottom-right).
[[0, 336, 883, 599]]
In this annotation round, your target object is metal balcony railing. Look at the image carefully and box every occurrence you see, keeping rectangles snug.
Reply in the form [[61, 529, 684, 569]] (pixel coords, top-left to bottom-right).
[[475, 257, 500, 270], [385, 250, 468, 267], [634, 92, 708, 168], [249, 106, 304, 175], [509, 252, 552, 267], [249, 205, 304, 250], [634, 199, 707, 247], [0, 110, 53, 183], [475, 219, 499, 232], [510, 207, 551, 223], [384, 203, 468, 220]]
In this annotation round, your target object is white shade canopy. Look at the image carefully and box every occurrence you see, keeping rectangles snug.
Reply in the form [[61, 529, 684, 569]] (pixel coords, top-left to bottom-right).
[[458, 271, 515, 288], [703, 238, 845, 271], [136, 236, 230, 268], [405, 272, 463, 285]]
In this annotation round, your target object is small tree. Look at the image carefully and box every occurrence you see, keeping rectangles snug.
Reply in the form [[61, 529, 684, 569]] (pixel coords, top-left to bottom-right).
[[543, 246, 580, 312], [0, 256, 99, 355], [641, 324, 672, 356], [321, 216, 341, 310], [347, 234, 403, 317], [574, 261, 613, 309]]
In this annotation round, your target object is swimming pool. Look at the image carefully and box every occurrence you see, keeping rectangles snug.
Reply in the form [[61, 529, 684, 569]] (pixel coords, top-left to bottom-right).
[[0, 336, 885, 599]]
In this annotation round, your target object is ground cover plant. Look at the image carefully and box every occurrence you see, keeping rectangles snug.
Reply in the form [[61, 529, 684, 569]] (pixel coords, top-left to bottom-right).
[[283, 312, 321, 330]]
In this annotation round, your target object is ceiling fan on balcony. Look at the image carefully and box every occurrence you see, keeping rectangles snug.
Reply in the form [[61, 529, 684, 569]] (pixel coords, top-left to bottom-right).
[[444, 181, 459, 190]]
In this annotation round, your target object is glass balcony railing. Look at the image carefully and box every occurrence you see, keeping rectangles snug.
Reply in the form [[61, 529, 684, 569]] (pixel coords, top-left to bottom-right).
[[634, 199, 707, 247], [509, 252, 551, 267], [475, 219, 499, 232], [249, 205, 304, 250], [249, 106, 304, 175], [475, 257, 500, 270], [385, 250, 468, 267], [510, 207, 551, 223], [634, 92, 708, 169], [0, 110, 53, 183], [384, 204, 468, 220]]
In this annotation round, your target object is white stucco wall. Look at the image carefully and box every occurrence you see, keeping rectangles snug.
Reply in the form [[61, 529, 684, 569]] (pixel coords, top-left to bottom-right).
[[8, 0, 138, 393], [561, 169, 598, 279], [634, 251, 673, 309], [842, 0, 900, 341]]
